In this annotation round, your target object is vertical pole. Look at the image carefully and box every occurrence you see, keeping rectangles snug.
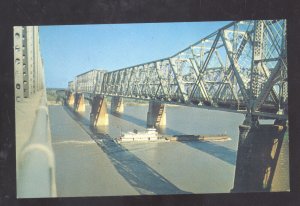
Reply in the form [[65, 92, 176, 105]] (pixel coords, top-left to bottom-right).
[[250, 20, 264, 113]]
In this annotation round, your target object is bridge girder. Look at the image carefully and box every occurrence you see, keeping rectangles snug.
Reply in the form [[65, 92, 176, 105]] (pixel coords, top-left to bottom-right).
[[71, 20, 287, 120]]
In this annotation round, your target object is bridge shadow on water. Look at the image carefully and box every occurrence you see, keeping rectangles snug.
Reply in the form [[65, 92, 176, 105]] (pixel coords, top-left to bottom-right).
[[111, 112, 146, 128], [64, 105, 235, 192], [63, 106, 91, 127], [113, 111, 237, 166], [179, 141, 237, 166], [92, 135, 191, 195], [63, 105, 190, 195], [158, 127, 237, 166]]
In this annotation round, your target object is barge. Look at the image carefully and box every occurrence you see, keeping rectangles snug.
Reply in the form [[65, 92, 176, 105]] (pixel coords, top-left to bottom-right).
[[117, 128, 231, 143], [165, 134, 231, 142]]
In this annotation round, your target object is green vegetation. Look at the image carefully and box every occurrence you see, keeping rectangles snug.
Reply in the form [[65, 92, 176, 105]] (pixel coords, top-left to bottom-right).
[[46, 88, 64, 103], [47, 91, 57, 101]]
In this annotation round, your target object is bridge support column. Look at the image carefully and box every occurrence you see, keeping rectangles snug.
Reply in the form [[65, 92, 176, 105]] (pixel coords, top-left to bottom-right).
[[74, 93, 85, 112], [146, 101, 166, 128], [66, 92, 75, 107], [90, 95, 108, 127], [111, 96, 124, 113], [232, 119, 287, 192]]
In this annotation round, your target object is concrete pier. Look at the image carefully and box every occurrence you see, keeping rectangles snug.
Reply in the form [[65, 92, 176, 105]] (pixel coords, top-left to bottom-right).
[[74, 93, 85, 112], [232, 120, 287, 192], [111, 96, 124, 113], [146, 101, 166, 128], [90, 95, 108, 127], [66, 92, 74, 106]]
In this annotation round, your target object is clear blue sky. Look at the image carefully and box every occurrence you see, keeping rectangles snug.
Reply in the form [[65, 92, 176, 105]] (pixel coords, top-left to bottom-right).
[[39, 21, 231, 88]]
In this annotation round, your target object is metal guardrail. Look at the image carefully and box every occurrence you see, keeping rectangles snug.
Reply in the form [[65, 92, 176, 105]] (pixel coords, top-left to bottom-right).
[[14, 26, 57, 198], [18, 92, 57, 198]]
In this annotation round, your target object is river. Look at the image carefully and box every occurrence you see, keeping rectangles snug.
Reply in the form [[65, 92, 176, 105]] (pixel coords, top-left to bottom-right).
[[49, 101, 290, 196]]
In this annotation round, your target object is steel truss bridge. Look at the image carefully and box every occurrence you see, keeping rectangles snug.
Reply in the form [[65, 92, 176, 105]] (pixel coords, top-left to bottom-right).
[[69, 20, 287, 121]]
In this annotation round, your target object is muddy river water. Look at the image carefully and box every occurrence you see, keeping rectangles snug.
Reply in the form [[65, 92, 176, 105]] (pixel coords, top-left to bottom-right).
[[49, 102, 289, 196]]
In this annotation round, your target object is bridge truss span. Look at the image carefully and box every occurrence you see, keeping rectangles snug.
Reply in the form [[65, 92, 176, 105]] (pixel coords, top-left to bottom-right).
[[72, 20, 287, 120]]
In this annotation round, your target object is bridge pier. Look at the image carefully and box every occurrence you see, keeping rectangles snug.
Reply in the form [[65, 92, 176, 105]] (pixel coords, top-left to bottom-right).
[[232, 118, 287, 192], [146, 101, 166, 128], [111, 96, 124, 113], [73, 93, 85, 112], [66, 92, 75, 106], [90, 95, 108, 127]]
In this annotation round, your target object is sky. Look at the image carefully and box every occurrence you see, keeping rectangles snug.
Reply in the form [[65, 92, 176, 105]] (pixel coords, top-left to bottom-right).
[[39, 21, 231, 88]]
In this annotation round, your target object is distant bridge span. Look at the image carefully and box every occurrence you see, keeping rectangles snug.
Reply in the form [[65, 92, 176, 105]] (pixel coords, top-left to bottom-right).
[[67, 20, 287, 122]]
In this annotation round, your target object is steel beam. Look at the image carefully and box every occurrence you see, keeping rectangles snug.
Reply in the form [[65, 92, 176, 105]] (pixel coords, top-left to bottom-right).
[[68, 20, 287, 120]]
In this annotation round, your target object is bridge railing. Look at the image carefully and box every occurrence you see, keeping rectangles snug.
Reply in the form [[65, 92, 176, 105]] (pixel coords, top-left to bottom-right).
[[14, 26, 45, 101], [14, 26, 57, 198], [75, 69, 106, 94]]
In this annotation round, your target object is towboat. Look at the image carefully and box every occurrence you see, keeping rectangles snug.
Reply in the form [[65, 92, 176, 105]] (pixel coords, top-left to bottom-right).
[[117, 128, 158, 142]]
